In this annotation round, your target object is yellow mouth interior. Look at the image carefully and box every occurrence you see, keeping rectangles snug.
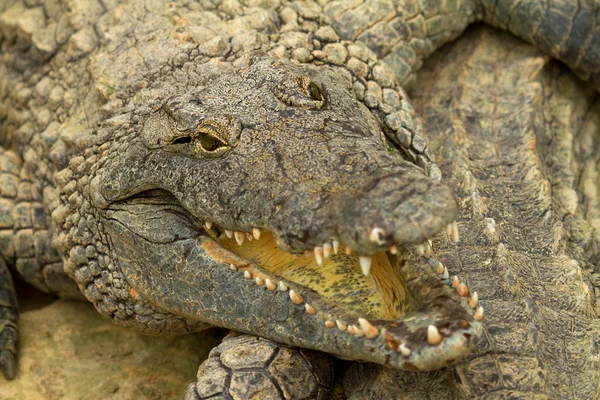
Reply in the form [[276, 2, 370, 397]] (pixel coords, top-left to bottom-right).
[[219, 231, 409, 319]]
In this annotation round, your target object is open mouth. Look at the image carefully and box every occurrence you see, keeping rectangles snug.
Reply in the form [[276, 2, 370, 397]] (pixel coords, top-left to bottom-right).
[[105, 187, 482, 371]]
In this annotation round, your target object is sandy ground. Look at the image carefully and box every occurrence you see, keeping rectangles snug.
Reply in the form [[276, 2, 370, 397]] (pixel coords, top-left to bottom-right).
[[1, 287, 224, 400]]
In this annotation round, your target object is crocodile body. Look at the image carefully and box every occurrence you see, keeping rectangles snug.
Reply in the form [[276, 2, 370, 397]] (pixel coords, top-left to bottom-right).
[[0, 0, 598, 398]]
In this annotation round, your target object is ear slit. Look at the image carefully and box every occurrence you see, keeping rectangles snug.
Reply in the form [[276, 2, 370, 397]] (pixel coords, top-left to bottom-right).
[[172, 136, 192, 144]]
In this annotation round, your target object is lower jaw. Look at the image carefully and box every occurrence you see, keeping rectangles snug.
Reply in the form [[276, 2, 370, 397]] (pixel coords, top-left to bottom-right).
[[196, 231, 482, 371]]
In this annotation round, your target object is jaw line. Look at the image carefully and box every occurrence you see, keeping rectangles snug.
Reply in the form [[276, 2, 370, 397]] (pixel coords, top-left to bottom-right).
[[103, 216, 482, 372]]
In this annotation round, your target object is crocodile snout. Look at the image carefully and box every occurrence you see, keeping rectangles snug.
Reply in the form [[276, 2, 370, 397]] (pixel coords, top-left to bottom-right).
[[334, 170, 458, 254]]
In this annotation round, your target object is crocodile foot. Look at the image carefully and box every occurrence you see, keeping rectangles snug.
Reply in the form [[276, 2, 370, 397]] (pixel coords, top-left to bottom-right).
[[0, 258, 18, 380], [186, 332, 334, 400]]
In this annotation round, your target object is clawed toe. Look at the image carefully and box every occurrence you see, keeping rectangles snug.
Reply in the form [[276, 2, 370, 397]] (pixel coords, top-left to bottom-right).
[[1, 348, 16, 380]]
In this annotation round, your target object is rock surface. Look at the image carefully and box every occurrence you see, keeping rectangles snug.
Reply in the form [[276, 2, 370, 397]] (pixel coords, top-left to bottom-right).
[[0, 294, 220, 400]]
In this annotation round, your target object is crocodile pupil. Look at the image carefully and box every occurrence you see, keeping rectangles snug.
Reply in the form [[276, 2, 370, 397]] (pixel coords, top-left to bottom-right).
[[199, 134, 222, 151], [309, 82, 322, 101]]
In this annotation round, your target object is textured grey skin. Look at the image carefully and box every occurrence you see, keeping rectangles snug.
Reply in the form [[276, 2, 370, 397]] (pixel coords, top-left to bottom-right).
[[0, 0, 598, 397], [342, 26, 600, 399], [184, 332, 335, 400]]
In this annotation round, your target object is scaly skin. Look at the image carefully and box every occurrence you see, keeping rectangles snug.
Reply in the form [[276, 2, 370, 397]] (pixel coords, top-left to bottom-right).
[[343, 26, 600, 399], [0, 0, 598, 397]]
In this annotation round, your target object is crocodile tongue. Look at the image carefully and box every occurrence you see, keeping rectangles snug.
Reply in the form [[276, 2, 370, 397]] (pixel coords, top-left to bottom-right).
[[218, 230, 410, 320]]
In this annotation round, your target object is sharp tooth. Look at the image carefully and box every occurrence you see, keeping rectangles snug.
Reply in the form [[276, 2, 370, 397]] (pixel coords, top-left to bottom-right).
[[304, 304, 316, 314], [436, 261, 445, 274], [369, 227, 386, 245], [424, 242, 433, 258], [458, 283, 469, 297], [446, 221, 459, 242], [441, 267, 449, 280], [252, 228, 261, 240], [314, 246, 324, 266], [323, 243, 332, 258], [359, 256, 372, 276], [336, 320, 347, 331], [347, 325, 356, 335], [255, 276, 264, 286], [225, 230, 233, 239], [474, 306, 484, 321], [246, 232, 253, 241], [243, 270, 252, 279], [399, 344, 411, 357], [289, 289, 304, 304], [389, 245, 398, 255], [332, 240, 339, 254], [204, 220, 213, 230], [358, 318, 379, 339], [427, 325, 442, 345], [353, 326, 364, 337], [265, 278, 276, 291], [469, 292, 478, 308], [278, 281, 289, 291], [416, 244, 425, 256], [325, 321, 335, 328], [234, 231, 245, 245], [452, 276, 460, 289], [229, 264, 237, 271]]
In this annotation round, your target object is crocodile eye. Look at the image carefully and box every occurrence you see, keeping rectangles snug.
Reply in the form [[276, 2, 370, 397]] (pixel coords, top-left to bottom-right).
[[198, 133, 225, 152], [308, 82, 322, 102], [193, 124, 231, 157]]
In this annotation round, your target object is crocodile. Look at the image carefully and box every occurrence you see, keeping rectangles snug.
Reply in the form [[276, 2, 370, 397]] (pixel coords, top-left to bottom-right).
[[0, 0, 598, 398]]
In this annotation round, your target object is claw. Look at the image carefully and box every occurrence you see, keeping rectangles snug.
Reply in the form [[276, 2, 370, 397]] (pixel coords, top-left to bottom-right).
[[1, 350, 16, 380]]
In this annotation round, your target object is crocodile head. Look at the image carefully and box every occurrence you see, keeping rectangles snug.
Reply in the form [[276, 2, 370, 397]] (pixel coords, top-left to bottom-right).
[[56, 53, 481, 372]]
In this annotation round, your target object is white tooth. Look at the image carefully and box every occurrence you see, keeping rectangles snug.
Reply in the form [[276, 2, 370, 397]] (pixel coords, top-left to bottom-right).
[[469, 292, 478, 309], [332, 240, 339, 254], [323, 243, 332, 258], [416, 244, 425, 256], [451, 222, 460, 242], [225, 230, 233, 239], [368, 227, 386, 245], [229, 264, 237, 271], [265, 278, 276, 291], [234, 231, 245, 245], [243, 270, 252, 279], [278, 281, 289, 291], [452, 276, 460, 289], [427, 325, 442, 345], [441, 267, 449, 280], [424, 242, 432, 258], [252, 228, 261, 240], [359, 256, 372, 276], [358, 318, 379, 339], [389, 245, 398, 255], [474, 306, 484, 321], [204, 220, 213, 230], [246, 232, 253, 241], [446, 221, 459, 242], [399, 344, 411, 357], [314, 246, 323, 266], [436, 261, 445, 274]]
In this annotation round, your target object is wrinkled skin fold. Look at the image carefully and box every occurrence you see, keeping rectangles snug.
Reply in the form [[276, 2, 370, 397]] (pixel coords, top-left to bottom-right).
[[0, 0, 598, 396]]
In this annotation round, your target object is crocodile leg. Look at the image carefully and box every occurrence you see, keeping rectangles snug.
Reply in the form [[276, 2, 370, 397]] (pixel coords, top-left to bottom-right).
[[0, 257, 17, 380], [184, 332, 335, 400]]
